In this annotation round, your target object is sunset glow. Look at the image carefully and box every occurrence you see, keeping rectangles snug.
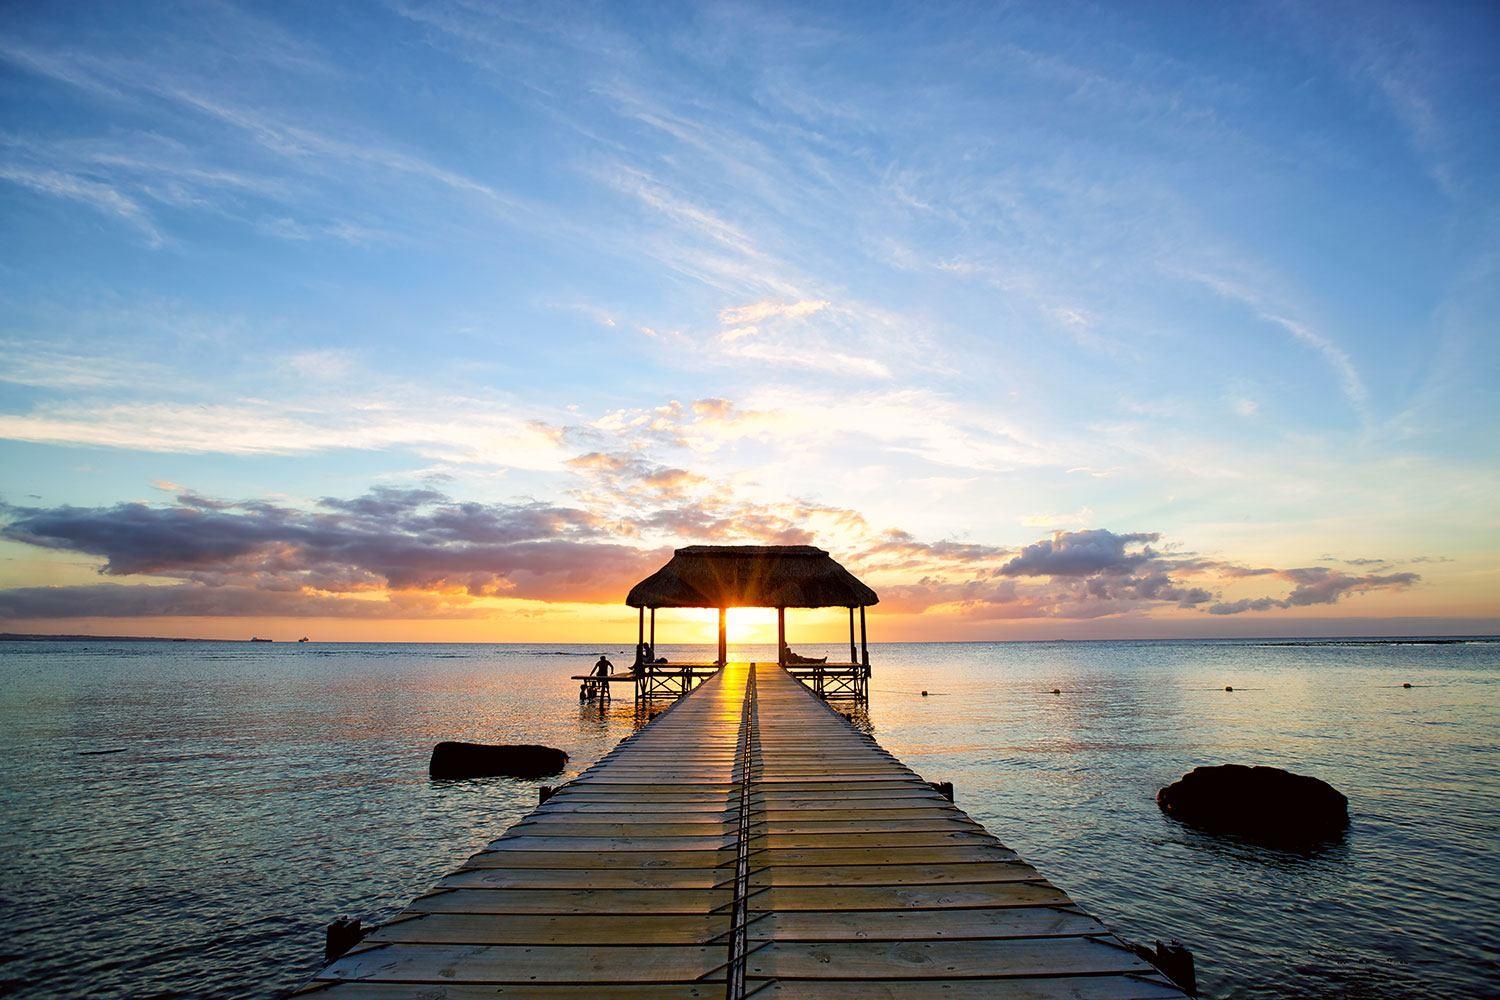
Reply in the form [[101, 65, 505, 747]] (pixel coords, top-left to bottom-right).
[[1, 3, 1496, 640]]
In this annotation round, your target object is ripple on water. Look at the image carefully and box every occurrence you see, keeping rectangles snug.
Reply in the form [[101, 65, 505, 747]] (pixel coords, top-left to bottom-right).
[[0, 637, 1495, 998]]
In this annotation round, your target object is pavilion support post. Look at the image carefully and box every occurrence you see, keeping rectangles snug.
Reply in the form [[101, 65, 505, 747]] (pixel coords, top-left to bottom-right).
[[777, 607, 786, 666], [859, 605, 869, 672], [848, 607, 857, 663], [637, 606, 645, 667], [718, 607, 727, 667], [649, 607, 656, 651]]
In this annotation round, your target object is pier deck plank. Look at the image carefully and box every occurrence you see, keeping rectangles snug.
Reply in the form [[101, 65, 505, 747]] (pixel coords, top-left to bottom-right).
[[301, 662, 1187, 998]]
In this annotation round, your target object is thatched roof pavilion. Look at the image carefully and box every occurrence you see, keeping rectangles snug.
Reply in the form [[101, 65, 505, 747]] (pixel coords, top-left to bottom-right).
[[627, 545, 878, 610], [625, 545, 877, 696]]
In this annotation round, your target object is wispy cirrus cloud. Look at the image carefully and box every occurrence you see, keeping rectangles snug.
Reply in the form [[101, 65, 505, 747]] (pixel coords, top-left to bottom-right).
[[0, 164, 164, 246], [1171, 265, 1369, 414], [0, 398, 571, 467]]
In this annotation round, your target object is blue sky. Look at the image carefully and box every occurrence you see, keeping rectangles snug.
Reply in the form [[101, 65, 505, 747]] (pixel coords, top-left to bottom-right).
[[0, 0, 1496, 640]]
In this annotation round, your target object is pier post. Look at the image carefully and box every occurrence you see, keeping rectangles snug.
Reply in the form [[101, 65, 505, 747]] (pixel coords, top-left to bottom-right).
[[777, 607, 786, 665], [325, 916, 365, 962], [1155, 941, 1196, 995], [718, 606, 727, 667], [859, 605, 869, 672]]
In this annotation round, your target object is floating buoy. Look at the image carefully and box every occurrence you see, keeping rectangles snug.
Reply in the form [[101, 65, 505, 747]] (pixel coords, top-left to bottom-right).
[[1051, 688, 1061, 695], [1402, 682, 1412, 689], [921, 690, 929, 697], [1225, 686, 1234, 692]]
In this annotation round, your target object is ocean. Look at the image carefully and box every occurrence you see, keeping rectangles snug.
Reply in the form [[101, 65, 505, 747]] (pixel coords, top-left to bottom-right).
[[0, 638, 1495, 997]]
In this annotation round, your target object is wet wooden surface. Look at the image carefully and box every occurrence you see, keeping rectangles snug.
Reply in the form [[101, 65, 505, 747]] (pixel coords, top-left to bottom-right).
[[300, 662, 1185, 998]]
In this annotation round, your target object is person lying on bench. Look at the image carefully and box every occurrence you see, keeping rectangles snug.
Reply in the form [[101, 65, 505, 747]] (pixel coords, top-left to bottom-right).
[[783, 647, 828, 665]]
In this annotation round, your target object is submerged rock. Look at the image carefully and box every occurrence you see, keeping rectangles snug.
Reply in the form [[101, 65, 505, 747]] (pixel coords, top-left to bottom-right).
[[1157, 764, 1348, 845], [429, 742, 567, 780]]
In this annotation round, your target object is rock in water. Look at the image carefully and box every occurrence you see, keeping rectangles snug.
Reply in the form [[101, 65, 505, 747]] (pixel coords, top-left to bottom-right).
[[1157, 764, 1348, 845], [429, 742, 567, 779]]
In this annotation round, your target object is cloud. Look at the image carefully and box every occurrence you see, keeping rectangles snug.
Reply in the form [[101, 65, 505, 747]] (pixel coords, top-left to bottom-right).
[[860, 530, 1010, 569], [0, 487, 663, 608], [566, 450, 708, 502], [1206, 568, 1420, 615], [0, 482, 1428, 626], [1178, 267, 1369, 413], [1019, 507, 1094, 529], [1000, 529, 1160, 577], [0, 584, 488, 620], [718, 299, 829, 325], [0, 343, 170, 391], [0, 165, 164, 246], [0, 397, 572, 469], [722, 340, 892, 379]]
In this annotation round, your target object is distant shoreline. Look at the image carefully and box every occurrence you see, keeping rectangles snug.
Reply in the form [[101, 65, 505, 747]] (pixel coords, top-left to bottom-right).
[[2, 632, 1495, 646], [0, 633, 235, 643]]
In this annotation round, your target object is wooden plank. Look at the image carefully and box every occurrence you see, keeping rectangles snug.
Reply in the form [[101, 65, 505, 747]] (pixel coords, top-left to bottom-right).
[[321, 942, 728, 983], [299, 984, 727, 998], [746, 818, 983, 835], [408, 888, 732, 915], [743, 938, 1154, 979], [501, 822, 737, 838], [367, 913, 727, 946], [534, 800, 737, 815], [441, 867, 731, 890], [748, 862, 1038, 887], [752, 976, 1188, 999], [486, 836, 736, 852], [749, 846, 1019, 867], [465, 850, 736, 870], [759, 906, 1106, 942], [746, 881, 1072, 911], [749, 831, 1002, 850]]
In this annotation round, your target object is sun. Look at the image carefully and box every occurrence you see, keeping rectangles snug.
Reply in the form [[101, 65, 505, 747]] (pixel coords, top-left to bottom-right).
[[726, 607, 777, 646]]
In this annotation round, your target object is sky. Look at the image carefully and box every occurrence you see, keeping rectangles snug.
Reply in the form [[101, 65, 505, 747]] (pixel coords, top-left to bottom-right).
[[0, 0, 1497, 644]]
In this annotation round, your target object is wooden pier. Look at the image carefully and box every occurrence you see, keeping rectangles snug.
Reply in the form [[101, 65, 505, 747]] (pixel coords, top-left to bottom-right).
[[302, 662, 1189, 998]]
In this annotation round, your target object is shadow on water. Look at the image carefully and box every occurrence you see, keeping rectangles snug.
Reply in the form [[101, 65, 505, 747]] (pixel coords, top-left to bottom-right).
[[1166, 818, 1354, 865]]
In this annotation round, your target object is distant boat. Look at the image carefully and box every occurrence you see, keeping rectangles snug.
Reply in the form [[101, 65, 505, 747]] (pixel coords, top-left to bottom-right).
[[250, 636, 273, 643], [298, 636, 310, 643]]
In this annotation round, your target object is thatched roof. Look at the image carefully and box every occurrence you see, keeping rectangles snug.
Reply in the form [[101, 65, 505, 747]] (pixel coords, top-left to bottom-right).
[[627, 545, 878, 609]]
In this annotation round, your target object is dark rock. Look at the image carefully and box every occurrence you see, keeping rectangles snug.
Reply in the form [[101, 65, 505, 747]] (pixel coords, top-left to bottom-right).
[[1158, 764, 1348, 845], [429, 742, 567, 780]]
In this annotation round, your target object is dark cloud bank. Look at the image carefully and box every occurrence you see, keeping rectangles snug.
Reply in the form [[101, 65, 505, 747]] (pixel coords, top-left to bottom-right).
[[0, 489, 1419, 622]]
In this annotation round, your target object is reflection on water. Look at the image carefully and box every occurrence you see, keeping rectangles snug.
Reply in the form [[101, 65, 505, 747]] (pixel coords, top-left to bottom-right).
[[0, 638, 1495, 998]]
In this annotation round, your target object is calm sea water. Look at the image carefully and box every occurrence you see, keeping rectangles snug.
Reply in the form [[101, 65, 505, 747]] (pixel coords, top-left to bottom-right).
[[0, 638, 1495, 998]]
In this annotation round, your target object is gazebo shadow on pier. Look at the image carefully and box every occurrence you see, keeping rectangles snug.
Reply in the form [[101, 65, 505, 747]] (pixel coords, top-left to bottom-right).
[[576, 545, 878, 706]]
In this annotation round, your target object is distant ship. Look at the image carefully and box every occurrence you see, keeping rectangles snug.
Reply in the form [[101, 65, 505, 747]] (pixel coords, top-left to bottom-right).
[[249, 636, 273, 643], [298, 636, 310, 643]]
